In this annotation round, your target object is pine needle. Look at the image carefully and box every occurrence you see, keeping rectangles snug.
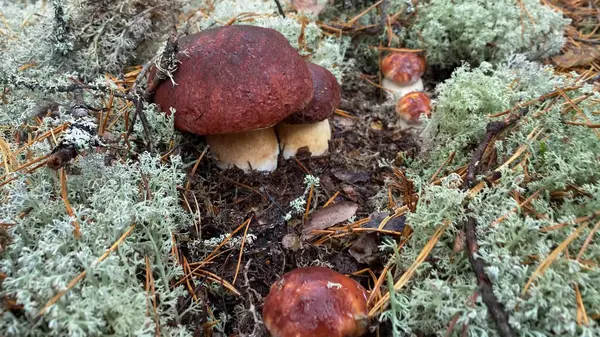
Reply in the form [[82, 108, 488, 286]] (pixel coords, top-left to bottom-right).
[[369, 221, 449, 317], [521, 222, 589, 296], [37, 224, 136, 317], [59, 168, 81, 239], [232, 218, 251, 285]]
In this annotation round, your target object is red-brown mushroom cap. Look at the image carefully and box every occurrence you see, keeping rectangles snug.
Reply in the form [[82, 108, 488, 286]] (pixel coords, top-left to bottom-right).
[[284, 62, 341, 124], [396, 91, 432, 124], [151, 25, 314, 135], [381, 52, 426, 85], [263, 266, 369, 337]]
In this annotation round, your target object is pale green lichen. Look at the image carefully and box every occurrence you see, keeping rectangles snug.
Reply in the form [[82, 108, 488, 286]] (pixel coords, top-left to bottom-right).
[[400, 0, 570, 68], [381, 55, 600, 336]]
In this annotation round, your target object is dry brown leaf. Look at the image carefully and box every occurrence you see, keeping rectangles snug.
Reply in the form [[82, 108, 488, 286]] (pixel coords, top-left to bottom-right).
[[552, 46, 600, 68], [302, 201, 359, 239], [349, 233, 380, 265]]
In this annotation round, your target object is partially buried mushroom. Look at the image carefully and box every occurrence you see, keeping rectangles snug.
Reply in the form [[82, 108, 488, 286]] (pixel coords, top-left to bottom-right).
[[276, 62, 341, 159], [396, 91, 432, 129], [380, 52, 426, 99], [151, 25, 314, 172], [263, 266, 369, 337]]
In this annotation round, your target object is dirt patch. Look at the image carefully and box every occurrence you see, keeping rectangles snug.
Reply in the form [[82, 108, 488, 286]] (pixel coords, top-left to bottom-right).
[[172, 68, 422, 335]]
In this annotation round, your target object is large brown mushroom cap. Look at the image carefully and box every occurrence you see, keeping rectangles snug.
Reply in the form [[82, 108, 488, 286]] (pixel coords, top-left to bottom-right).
[[263, 266, 369, 337], [152, 25, 314, 135], [284, 62, 341, 124]]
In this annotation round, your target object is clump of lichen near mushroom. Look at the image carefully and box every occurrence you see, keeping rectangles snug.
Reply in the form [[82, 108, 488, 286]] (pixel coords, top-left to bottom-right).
[[378, 55, 600, 336], [399, 0, 571, 69]]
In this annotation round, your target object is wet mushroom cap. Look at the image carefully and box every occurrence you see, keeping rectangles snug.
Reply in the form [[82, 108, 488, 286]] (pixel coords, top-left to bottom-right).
[[381, 52, 426, 85], [396, 91, 432, 123], [151, 25, 314, 135], [284, 62, 341, 124], [263, 266, 369, 337]]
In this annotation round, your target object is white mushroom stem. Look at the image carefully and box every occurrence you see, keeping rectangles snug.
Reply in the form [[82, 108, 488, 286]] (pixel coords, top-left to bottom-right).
[[206, 127, 279, 172], [276, 119, 331, 159], [382, 77, 424, 100]]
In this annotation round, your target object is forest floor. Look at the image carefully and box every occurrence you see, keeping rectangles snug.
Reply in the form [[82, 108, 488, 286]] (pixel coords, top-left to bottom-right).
[[168, 1, 600, 336]]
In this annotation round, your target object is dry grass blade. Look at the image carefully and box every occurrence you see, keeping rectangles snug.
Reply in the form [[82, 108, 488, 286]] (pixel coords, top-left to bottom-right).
[[322, 191, 340, 208], [145, 256, 161, 336], [574, 282, 589, 326], [369, 222, 449, 317], [232, 218, 251, 285], [0, 135, 16, 173], [343, 0, 384, 27], [576, 219, 600, 261], [184, 146, 209, 191], [193, 269, 241, 296], [37, 224, 136, 316], [202, 219, 250, 264], [59, 168, 81, 239], [521, 222, 589, 296], [182, 256, 199, 302]]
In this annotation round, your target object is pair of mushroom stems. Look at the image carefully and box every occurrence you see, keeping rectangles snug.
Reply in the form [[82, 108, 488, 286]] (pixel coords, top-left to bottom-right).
[[206, 119, 331, 172], [382, 77, 431, 130]]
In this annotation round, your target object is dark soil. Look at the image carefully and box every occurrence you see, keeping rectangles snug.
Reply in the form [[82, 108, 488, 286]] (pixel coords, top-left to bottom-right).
[[173, 69, 423, 336]]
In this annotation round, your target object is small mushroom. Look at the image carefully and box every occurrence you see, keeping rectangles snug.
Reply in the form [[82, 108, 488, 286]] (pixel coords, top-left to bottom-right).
[[380, 52, 426, 99], [152, 25, 314, 172], [395, 91, 432, 129], [263, 266, 369, 337], [276, 62, 341, 159]]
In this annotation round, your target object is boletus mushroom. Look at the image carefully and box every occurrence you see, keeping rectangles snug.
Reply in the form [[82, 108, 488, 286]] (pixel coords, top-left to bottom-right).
[[380, 52, 426, 99], [396, 91, 432, 129], [152, 25, 314, 172], [276, 62, 341, 159], [263, 266, 369, 337]]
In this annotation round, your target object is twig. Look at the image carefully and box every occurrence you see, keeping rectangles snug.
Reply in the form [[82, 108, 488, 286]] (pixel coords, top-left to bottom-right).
[[273, 0, 286, 18], [459, 110, 528, 337]]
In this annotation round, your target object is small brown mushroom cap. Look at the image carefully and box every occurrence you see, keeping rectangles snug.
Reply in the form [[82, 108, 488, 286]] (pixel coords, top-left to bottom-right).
[[152, 25, 313, 135], [381, 52, 426, 85], [285, 62, 341, 124], [263, 266, 369, 337], [396, 91, 432, 124]]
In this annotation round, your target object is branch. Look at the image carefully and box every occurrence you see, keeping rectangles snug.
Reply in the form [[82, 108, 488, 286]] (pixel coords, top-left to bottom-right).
[[273, 0, 286, 18], [459, 109, 529, 337]]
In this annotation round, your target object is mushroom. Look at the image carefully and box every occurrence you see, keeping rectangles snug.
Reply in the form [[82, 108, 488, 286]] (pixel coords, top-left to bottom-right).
[[263, 266, 369, 337], [380, 52, 426, 99], [395, 91, 432, 129], [151, 25, 314, 172], [275, 62, 341, 159]]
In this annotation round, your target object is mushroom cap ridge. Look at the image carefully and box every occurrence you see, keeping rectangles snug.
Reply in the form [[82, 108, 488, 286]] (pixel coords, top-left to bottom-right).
[[285, 62, 341, 124]]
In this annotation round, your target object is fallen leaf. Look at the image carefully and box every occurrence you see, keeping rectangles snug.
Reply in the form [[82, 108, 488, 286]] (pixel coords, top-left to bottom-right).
[[332, 169, 371, 184], [552, 46, 600, 68], [349, 233, 380, 265], [364, 212, 406, 232], [302, 201, 359, 240], [342, 184, 360, 202]]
